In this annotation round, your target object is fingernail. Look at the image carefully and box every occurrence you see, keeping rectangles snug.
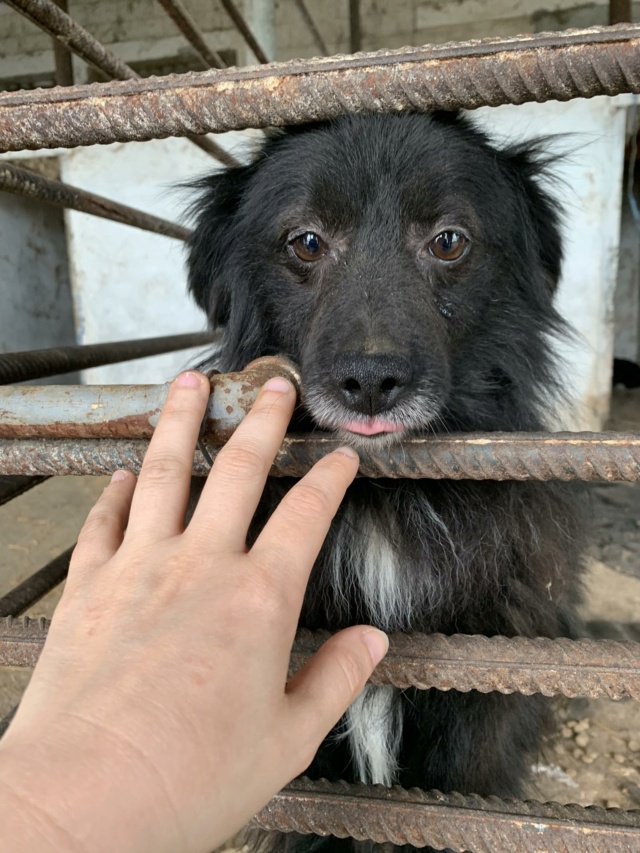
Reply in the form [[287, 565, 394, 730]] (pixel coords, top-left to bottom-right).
[[111, 470, 129, 483], [175, 371, 203, 388], [263, 376, 293, 393], [361, 628, 389, 666], [334, 446, 358, 459]]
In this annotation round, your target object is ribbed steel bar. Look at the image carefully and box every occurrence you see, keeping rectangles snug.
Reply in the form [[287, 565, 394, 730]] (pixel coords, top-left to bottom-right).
[[0, 162, 191, 241], [291, 630, 640, 699], [3, 428, 640, 482], [0, 706, 18, 739], [0, 476, 48, 507], [156, 0, 226, 68], [253, 777, 640, 852], [1, 24, 639, 151], [0, 546, 73, 618], [4, 0, 240, 167], [3, 618, 640, 701], [610, 0, 632, 25], [0, 332, 217, 384], [292, 0, 328, 56], [219, 0, 270, 64]]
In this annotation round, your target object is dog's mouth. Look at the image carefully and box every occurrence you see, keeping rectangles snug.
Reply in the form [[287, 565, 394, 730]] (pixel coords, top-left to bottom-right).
[[339, 418, 408, 437]]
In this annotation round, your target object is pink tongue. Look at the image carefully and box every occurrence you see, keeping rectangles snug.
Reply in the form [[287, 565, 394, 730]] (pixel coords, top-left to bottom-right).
[[342, 419, 405, 436]]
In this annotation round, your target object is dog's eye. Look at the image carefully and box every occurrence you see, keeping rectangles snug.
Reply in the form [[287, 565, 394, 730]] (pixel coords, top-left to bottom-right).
[[429, 231, 468, 262], [289, 231, 327, 262]]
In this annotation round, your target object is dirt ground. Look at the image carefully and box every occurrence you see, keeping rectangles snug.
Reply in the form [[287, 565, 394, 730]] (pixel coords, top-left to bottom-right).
[[2, 389, 640, 839]]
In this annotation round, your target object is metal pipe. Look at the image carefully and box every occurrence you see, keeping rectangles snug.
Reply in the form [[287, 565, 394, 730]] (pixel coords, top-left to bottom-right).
[[292, 0, 328, 56], [0, 356, 300, 441], [218, 0, 270, 64], [1, 24, 639, 152], [0, 546, 72, 618], [0, 332, 217, 384], [156, 0, 227, 69], [4, 618, 640, 700], [253, 777, 640, 852], [348, 0, 361, 53], [0, 162, 191, 241], [0, 476, 48, 507], [4, 0, 240, 168]]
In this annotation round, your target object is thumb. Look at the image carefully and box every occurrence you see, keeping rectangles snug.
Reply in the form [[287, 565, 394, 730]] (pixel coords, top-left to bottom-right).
[[284, 626, 388, 769]]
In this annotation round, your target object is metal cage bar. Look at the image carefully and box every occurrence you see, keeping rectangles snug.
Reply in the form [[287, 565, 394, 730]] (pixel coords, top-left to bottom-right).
[[0, 162, 191, 241], [251, 777, 640, 853], [0, 332, 217, 384], [292, 0, 329, 56], [0, 546, 72, 617], [2, 25, 640, 152], [4, 0, 240, 166], [219, 0, 270, 64], [4, 617, 640, 699], [0, 476, 48, 507], [155, 0, 227, 69]]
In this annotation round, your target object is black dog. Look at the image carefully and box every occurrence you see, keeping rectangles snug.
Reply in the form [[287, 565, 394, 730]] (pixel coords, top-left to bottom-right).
[[186, 112, 583, 852]]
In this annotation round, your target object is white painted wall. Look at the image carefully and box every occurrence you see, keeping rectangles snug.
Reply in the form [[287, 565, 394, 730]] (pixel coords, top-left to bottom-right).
[[60, 133, 249, 384], [0, 189, 77, 383], [474, 95, 633, 429]]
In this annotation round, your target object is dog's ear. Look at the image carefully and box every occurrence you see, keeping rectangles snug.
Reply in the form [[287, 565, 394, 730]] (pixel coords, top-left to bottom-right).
[[185, 166, 253, 325], [503, 141, 563, 293]]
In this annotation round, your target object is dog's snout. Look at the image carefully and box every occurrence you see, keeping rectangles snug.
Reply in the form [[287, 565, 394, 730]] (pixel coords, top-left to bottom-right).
[[332, 352, 411, 414]]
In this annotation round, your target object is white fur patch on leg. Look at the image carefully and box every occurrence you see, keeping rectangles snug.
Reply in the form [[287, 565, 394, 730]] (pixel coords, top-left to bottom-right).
[[345, 685, 403, 786]]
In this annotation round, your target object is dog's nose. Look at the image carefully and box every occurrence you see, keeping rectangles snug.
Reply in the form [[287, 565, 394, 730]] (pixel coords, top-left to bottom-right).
[[332, 352, 412, 414]]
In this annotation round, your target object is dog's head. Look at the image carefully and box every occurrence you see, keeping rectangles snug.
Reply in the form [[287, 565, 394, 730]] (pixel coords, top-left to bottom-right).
[[187, 112, 564, 445]]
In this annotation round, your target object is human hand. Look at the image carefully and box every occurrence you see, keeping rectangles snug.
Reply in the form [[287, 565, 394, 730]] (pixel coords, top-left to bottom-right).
[[0, 372, 388, 853]]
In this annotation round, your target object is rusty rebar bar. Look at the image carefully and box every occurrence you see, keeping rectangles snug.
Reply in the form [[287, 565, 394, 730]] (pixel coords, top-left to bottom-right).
[[219, 0, 270, 64], [0, 162, 191, 241], [292, 0, 328, 56], [610, 0, 633, 25], [0, 547, 72, 618], [156, 0, 226, 68], [1, 24, 639, 152], [0, 332, 217, 384], [0, 476, 48, 507], [252, 777, 640, 852], [3, 421, 640, 483], [3, 618, 640, 700], [4, 0, 240, 167]]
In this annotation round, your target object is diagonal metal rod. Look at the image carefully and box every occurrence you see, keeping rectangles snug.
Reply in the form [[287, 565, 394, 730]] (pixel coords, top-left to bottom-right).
[[253, 777, 640, 852], [4, 0, 240, 167], [155, 0, 227, 69], [1, 24, 639, 152], [292, 0, 328, 56], [0, 162, 191, 241], [3, 618, 640, 699], [0, 332, 217, 384], [218, 0, 270, 64], [0, 547, 73, 617], [0, 476, 48, 507]]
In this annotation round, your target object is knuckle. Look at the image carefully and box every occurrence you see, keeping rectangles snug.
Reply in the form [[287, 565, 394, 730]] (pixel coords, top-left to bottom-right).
[[141, 452, 185, 484], [78, 507, 117, 541], [215, 443, 266, 480], [287, 482, 333, 520]]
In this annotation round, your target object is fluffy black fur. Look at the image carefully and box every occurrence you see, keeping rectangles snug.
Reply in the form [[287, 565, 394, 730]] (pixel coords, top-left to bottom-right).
[[186, 112, 583, 853]]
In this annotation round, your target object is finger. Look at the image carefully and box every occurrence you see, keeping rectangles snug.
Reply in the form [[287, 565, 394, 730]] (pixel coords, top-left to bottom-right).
[[188, 377, 296, 551], [126, 371, 210, 539], [285, 626, 388, 771], [71, 470, 136, 575], [248, 448, 358, 608]]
